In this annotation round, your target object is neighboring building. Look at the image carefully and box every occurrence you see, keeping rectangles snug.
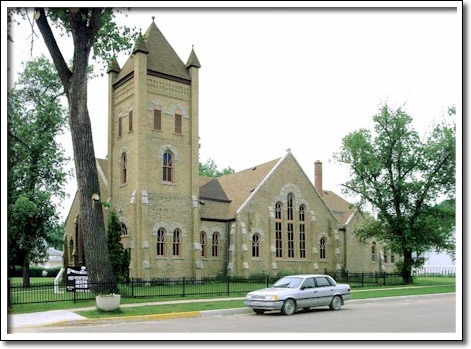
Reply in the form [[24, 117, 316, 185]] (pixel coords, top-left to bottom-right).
[[64, 20, 397, 279], [33, 247, 64, 269]]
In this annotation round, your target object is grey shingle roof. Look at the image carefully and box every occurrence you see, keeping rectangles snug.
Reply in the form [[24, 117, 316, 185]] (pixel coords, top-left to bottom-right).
[[115, 22, 191, 84], [186, 48, 201, 69]]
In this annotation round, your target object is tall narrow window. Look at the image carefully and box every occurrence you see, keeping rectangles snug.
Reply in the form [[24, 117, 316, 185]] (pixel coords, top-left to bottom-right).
[[69, 239, 74, 263], [275, 202, 282, 258], [173, 229, 181, 256], [175, 113, 182, 134], [156, 228, 166, 256], [128, 111, 133, 132], [299, 205, 306, 258], [320, 237, 326, 260], [391, 252, 395, 263], [371, 242, 376, 262], [118, 116, 122, 137], [384, 249, 388, 263], [287, 193, 294, 258], [252, 234, 260, 258], [200, 232, 207, 258], [121, 152, 127, 184], [212, 232, 219, 257], [163, 151, 173, 182], [154, 109, 161, 130]]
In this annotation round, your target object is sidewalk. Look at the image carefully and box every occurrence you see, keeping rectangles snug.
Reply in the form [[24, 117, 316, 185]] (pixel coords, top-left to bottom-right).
[[8, 297, 246, 330]]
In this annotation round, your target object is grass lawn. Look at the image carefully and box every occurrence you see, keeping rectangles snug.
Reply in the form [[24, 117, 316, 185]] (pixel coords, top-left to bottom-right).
[[9, 277, 56, 285], [8, 276, 456, 315]]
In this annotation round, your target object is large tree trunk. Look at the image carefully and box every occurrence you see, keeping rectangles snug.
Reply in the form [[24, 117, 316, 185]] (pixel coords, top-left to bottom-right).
[[22, 255, 30, 288], [68, 37, 116, 294], [34, 8, 116, 294]]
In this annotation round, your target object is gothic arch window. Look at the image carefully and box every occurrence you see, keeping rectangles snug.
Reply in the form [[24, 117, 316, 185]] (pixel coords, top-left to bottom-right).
[[175, 113, 182, 134], [252, 234, 260, 258], [120, 223, 128, 236], [212, 232, 219, 258], [154, 107, 162, 131], [163, 151, 173, 182], [121, 152, 127, 184], [371, 242, 377, 262], [320, 237, 326, 260], [299, 205, 306, 259], [287, 193, 294, 258], [156, 228, 166, 256], [173, 229, 181, 256], [275, 202, 282, 258], [200, 231, 207, 258]]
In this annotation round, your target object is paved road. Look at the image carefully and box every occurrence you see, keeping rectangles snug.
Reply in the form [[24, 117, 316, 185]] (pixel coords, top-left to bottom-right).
[[14, 293, 455, 333]]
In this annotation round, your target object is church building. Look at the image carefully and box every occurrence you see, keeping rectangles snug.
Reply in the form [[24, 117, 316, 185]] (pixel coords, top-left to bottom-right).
[[64, 20, 397, 279]]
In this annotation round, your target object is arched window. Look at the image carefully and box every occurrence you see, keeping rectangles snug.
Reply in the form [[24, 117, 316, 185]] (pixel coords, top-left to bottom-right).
[[212, 232, 219, 257], [154, 107, 162, 131], [320, 237, 326, 260], [299, 205, 306, 258], [120, 223, 128, 236], [156, 228, 166, 256], [69, 239, 74, 263], [173, 229, 181, 256], [275, 202, 282, 258], [287, 193, 294, 258], [175, 113, 182, 134], [252, 234, 260, 258], [121, 152, 127, 184], [287, 193, 294, 221], [371, 242, 376, 262], [200, 231, 207, 258], [163, 151, 173, 182]]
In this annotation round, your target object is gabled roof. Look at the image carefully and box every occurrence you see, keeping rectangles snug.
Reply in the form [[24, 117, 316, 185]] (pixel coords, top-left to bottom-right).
[[115, 22, 191, 84], [199, 178, 231, 202], [321, 190, 355, 227], [200, 158, 280, 220]]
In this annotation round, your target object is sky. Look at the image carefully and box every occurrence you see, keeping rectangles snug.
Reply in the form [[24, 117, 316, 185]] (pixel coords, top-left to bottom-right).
[[6, 5, 460, 222]]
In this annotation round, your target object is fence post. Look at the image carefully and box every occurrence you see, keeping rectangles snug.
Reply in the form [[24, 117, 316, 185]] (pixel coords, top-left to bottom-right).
[[182, 277, 186, 297], [346, 270, 349, 283], [361, 273, 364, 287], [384, 272, 386, 285], [375, 271, 377, 284], [266, 275, 269, 288], [227, 276, 230, 296], [131, 278, 134, 298], [73, 279, 76, 303]]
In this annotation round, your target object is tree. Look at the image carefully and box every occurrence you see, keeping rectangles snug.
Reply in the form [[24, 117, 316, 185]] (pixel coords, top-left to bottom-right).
[[199, 158, 235, 177], [7, 56, 69, 286], [335, 104, 455, 284], [107, 210, 130, 284], [24, 8, 138, 292]]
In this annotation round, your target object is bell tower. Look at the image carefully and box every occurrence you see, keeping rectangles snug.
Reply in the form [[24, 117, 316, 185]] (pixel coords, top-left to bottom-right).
[[107, 19, 201, 279]]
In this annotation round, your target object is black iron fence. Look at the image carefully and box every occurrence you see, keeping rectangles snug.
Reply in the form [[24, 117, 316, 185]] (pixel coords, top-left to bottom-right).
[[8, 272, 407, 306]]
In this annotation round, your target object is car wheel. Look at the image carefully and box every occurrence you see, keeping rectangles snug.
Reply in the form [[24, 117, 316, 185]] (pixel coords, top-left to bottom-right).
[[253, 309, 265, 315], [329, 296, 342, 310], [281, 299, 297, 315]]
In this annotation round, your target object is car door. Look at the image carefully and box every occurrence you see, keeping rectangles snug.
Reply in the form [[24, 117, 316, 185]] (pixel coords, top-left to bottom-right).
[[297, 277, 317, 308], [314, 276, 335, 306]]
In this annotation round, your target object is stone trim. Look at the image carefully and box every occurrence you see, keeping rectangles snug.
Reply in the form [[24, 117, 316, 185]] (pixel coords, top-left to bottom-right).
[[158, 144, 179, 161]]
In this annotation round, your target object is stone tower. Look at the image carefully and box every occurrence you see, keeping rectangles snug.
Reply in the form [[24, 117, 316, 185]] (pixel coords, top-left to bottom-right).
[[106, 20, 201, 279]]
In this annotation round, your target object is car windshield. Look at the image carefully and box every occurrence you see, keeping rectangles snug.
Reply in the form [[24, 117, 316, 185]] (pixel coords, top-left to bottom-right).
[[273, 277, 303, 289]]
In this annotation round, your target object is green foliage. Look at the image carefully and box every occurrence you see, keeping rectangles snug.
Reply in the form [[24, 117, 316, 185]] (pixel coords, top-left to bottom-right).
[[8, 56, 69, 278], [9, 267, 62, 278], [107, 210, 130, 283], [199, 158, 235, 177], [46, 8, 138, 74], [335, 104, 456, 283]]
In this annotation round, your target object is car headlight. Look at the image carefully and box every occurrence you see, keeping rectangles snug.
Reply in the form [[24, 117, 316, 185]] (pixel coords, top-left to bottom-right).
[[246, 294, 252, 299], [265, 295, 278, 300]]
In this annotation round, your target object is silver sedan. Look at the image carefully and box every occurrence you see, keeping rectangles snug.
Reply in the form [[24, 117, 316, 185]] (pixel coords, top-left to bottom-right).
[[244, 274, 351, 315]]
